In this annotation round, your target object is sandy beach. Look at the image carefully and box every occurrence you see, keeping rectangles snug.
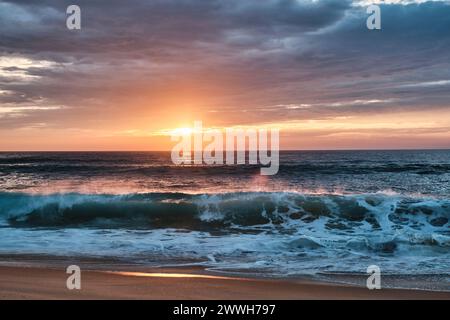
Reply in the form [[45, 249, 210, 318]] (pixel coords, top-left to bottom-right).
[[0, 265, 449, 300]]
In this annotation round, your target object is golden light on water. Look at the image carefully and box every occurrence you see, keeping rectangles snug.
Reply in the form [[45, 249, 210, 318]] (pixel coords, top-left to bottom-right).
[[105, 271, 248, 281]]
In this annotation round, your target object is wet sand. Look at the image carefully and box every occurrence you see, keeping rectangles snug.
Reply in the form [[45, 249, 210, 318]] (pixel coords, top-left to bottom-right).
[[0, 265, 449, 300]]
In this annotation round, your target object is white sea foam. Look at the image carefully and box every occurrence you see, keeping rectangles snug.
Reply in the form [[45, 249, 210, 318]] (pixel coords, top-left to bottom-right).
[[0, 191, 448, 278]]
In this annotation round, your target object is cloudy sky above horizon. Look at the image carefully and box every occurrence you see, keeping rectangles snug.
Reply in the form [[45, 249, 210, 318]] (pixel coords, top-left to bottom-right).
[[1, 0, 450, 150]]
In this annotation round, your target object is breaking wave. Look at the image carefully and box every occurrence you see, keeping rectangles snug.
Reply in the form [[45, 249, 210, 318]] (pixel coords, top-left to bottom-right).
[[1, 191, 449, 278], [1, 191, 448, 237]]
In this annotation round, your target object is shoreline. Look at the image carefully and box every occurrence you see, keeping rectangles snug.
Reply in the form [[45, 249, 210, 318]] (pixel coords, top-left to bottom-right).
[[1, 254, 449, 292], [0, 262, 449, 299]]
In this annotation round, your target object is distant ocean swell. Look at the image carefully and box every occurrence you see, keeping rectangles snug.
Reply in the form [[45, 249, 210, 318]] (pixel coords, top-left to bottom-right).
[[2, 162, 450, 175]]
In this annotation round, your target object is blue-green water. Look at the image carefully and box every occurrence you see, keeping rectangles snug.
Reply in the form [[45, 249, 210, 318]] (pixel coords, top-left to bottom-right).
[[0, 151, 449, 281]]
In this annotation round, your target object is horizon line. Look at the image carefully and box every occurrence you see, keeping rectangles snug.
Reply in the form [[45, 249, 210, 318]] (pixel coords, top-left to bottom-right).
[[0, 148, 449, 152]]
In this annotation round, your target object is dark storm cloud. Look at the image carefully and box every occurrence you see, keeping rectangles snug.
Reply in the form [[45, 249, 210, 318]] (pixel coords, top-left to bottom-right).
[[0, 0, 350, 54], [0, 0, 449, 128]]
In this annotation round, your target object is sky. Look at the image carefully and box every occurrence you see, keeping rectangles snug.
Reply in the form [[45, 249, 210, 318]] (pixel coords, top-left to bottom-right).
[[0, 0, 450, 150]]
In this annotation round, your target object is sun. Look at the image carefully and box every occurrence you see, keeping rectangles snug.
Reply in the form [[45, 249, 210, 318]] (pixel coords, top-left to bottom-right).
[[170, 127, 194, 136]]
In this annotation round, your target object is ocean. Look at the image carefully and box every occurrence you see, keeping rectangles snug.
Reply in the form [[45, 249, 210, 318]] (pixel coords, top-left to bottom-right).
[[0, 151, 449, 287]]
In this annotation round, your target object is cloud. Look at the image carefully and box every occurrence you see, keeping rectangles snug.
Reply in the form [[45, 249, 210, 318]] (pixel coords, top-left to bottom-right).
[[0, 0, 449, 135], [398, 80, 450, 88]]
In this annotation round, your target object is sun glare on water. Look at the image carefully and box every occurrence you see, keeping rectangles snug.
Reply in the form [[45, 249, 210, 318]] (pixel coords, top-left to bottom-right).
[[105, 271, 248, 281]]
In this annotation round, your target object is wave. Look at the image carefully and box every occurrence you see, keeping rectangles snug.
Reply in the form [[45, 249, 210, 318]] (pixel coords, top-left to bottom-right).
[[0, 192, 448, 238], [278, 163, 450, 175], [1, 191, 449, 277], [2, 161, 450, 175]]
